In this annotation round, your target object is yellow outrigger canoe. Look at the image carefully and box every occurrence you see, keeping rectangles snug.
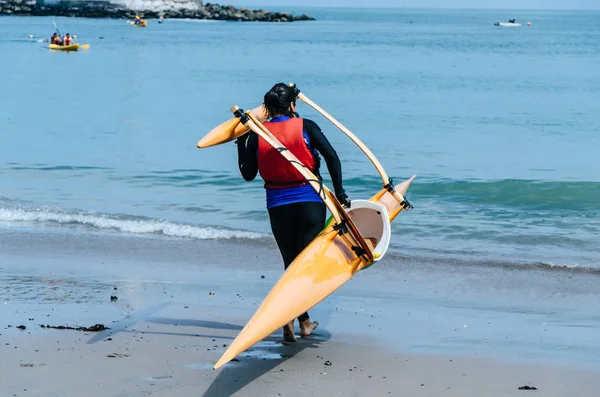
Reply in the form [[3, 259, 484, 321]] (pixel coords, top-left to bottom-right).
[[197, 84, 415, 369]]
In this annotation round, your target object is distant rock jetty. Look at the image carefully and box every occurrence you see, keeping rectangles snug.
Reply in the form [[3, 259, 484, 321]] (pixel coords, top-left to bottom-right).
[[0, 0, 315, 22]]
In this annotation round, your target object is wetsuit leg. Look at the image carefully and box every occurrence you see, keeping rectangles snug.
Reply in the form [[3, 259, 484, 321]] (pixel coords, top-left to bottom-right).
[[291, 202, 326, 322], [268, 201, 326, 323], [268, 204, 299, 269]]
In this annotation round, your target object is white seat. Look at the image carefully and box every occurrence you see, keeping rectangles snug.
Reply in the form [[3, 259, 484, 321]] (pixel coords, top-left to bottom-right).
[[345, 199, 391, 262]]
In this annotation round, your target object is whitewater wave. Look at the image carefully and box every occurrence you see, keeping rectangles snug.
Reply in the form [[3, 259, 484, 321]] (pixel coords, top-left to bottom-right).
[[0, 207, 265, 240], [535, 261, 600, 274]]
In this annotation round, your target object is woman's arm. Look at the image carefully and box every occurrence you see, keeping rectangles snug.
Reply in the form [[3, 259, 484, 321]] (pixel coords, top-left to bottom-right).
[[303, 119, 350, 205], [235, 133, 258, 181]]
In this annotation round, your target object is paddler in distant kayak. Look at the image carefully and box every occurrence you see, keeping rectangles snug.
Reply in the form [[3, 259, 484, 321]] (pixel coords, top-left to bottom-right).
[[62, 33, 73, 46], [134, 15, 142, 25], [236, 83, 351, 342], [50, 33, 62, 45]]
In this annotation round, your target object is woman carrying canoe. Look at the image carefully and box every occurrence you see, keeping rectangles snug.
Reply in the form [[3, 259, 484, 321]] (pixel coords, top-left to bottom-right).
[[236, 83, 351, 342]]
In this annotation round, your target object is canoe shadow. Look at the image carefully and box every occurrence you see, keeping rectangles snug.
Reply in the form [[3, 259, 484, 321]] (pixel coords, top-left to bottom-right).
[[201, 330, 332, 397], [115, 317, 247, 341], [86, 302, 243, 344], [147, 317, 244, 331], [85, 304, 333, 397]]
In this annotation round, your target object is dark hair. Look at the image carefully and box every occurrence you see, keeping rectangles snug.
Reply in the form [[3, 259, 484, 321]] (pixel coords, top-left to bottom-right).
[[263, 83, 296, 118]]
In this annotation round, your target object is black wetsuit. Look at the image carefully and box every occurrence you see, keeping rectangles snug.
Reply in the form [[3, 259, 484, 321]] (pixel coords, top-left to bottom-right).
[[236, 118, 345, 323]]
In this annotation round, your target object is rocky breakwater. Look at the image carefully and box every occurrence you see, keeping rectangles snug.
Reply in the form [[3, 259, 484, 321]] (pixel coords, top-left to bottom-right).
[[0, 0, 315, 22]]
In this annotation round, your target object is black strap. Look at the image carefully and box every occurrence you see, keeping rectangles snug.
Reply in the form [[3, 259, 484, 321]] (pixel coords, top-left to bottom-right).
[[332, 219, 348, 235], [289, 83, 301, 98], [401, 199, 414, 210], [351, 245, 367, 258], [383, 178, 395, 192]]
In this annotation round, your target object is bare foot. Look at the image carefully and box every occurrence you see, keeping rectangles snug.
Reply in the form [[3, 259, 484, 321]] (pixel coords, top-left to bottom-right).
[[283, 321, 296, 342], [300, 319, 318, 337]]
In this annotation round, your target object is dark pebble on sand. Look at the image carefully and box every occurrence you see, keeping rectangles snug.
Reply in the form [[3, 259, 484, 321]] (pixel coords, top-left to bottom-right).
[[114, 287, 118, 290], [17, 325, 26, 330], [261, 275, 265, 279], [324, 361, 332, 366], [110, 296, 118, 302], [519, 386, 538, 390], [209, 292, 215, 295], [184, 306, 189, 309]]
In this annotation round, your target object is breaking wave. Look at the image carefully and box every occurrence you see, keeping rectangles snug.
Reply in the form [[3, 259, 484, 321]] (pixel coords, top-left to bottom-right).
[[0, 206, 265, 240]]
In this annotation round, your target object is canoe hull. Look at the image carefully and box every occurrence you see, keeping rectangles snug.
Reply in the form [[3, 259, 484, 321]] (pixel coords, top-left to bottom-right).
[[197, 105, 268, 148], [214, 177, 414, 369]]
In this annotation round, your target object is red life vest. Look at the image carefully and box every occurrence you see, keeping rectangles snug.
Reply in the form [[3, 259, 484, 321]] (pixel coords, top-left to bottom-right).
[[257, 118, 316, 189]]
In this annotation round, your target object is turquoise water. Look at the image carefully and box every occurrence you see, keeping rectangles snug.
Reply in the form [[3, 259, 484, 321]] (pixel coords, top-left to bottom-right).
[[1, 9, 599, 269]]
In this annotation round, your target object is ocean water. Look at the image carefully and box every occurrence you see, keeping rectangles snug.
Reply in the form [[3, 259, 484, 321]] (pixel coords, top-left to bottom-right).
[[1, 8, 599, 271]]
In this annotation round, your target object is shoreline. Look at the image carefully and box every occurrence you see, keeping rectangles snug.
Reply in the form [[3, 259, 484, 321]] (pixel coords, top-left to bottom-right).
[[2, 225, 600, 366]]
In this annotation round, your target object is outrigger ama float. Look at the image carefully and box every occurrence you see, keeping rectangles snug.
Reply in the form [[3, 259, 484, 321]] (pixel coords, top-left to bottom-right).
[[196, 83, 416, 369]]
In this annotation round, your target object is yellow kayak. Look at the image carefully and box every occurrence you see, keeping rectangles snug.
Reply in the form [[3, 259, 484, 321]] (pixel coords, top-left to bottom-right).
[[130, 20, 147, 27], [48, 43, 80, 51]]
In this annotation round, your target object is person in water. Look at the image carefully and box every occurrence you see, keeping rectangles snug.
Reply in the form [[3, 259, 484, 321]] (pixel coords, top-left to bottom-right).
[[62, 33, 73, 46], [50, 33, 62, 45], [236, 83, 351, 342]]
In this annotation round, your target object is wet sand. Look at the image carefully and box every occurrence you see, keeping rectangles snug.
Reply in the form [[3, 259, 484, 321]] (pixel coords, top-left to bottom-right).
[[2, 226, 600, 396], [3, 321, 599, 397]]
